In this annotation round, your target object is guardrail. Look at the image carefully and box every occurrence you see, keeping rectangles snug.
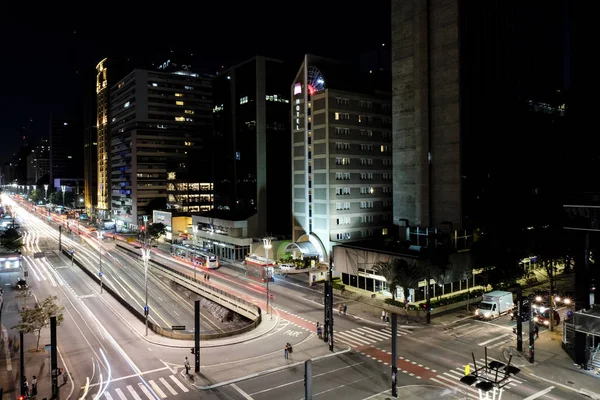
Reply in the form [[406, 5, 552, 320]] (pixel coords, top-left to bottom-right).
[[63, 246, 261, 341]]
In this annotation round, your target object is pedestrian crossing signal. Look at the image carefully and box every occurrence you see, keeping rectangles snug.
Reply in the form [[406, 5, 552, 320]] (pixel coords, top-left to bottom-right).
[[190, 348, 194, 354], [58, 368, 63, 375]]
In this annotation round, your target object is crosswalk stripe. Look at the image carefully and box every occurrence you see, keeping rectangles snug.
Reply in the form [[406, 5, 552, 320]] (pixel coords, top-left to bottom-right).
[[438, 373, 480, 395], [478, 333, 510, 346], [170, 375, 189, 393], [137, 383, 156, 400], [336, 336, 362, 347], [353, 328, 388, 342], [381, 328, 408, 336], [159, 378, 177, 396], [126, 385, 143, 400], [356, 326, 390, 339], [148, 380, 166, 398], [336, 331, 372, 344], [104, 392, 114, 400], [115, 388, 128, 400]]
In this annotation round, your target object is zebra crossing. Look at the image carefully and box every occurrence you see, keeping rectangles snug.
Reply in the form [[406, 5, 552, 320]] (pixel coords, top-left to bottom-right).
[[100, 374, 189, 400], [334, 325, 412, 347], [430, 357, 524, 397], [444, 323, 519, 349]]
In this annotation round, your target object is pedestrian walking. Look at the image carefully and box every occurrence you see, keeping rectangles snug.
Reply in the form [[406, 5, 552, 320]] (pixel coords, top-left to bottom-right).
[[343, 303, 347, 315], [23, 377, 29, 397], [386, 312, 390, 324], [381, 310, 386, 321], [317, 324, 322, 339], [534, 324, 539, 339], [284, 344, 289, 360], [32, 376, 37, 396], [184, 357, 190, 375], [338, 304, 343, 315], [207, 275, 210, 282]]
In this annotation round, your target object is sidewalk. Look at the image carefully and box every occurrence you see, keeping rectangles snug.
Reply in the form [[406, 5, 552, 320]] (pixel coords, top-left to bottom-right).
[[0, 285, 75, 400], [500, 329, 600, 399], [191, 335, 351, 389]]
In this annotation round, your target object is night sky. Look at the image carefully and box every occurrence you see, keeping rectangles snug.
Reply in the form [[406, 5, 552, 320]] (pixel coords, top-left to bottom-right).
[[0, 2, 391, 163]]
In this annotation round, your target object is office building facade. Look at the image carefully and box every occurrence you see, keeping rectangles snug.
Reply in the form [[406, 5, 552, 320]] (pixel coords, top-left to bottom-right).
[[212, 56, 292, 236], [84, 78, 97, 215], [110, 66, 213, 230], [26, 137, 49, 185], [49, 117, 83, 184], [290, 55, 393, 259]]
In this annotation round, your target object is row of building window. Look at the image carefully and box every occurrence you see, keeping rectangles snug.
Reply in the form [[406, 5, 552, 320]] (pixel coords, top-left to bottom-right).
[[335, 187, 391, 195], [334, 228, 389, 240], [334, 128, 391, 139], [335, 200, 392, 210], [335, 172, 392, 180], [334, 97, 391, 111], [334, 143, 391, 153], [334, 113, 392, 125], [239, 95, 290, 104]]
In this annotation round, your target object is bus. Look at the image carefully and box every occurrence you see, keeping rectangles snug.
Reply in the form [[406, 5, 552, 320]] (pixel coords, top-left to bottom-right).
[[245, 254, 275, 282], [172, 243, 219, 269]]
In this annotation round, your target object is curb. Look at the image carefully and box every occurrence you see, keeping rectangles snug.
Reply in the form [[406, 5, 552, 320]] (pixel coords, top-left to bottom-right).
[[196, 346, 352, 390], [64, 253, 280, 349]]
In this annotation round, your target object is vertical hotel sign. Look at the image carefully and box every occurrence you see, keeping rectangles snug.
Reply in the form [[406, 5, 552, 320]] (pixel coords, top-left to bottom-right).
[[294, 82, 302, 131]]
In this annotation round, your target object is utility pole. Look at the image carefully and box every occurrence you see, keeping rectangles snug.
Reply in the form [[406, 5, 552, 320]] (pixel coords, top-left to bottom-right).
[[19, 331, 24, 397], [516, 287, 523, 352], [323, 253, 334, 350], [58, 225, 62, 252], [529, 295, 535, 363], [50, 316, 58, 399], [391, 312, 398, 398], [262, 237, 273, 318], [194, 299, 200, 372], [304, 359, 312, 400]]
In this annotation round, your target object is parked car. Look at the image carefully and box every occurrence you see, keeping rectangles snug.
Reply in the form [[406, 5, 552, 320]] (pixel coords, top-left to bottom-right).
[[278, 264, 295, 272], [15, 278, 28, 290], [534, 310, 561, 326]]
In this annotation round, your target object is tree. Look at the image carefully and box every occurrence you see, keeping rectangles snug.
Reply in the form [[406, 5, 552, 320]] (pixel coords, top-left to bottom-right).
[[49, 192, 60, 205], [527, 226, 567, 331], [0, 228, 22, 251], [30, 189, 44, 204], [373, 259, 400, 301], [148, 223, 166, 242], [395, 259, 421, 305], [12, 296, 64, 351]]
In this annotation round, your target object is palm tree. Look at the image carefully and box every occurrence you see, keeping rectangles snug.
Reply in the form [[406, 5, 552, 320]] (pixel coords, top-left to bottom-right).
[[373, 259, 400, 301], [395, 259, 421, 306]]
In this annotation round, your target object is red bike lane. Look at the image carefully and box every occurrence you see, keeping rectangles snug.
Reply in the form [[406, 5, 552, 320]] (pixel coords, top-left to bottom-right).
[[356, 345, 438, 380]]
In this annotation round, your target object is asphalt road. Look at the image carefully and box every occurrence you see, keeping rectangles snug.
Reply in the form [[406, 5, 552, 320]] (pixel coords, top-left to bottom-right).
[[13, 198, 224, 335]]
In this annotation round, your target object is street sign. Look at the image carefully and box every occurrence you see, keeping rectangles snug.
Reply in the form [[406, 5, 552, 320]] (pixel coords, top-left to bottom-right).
[[98, 271, 103, 277], [172, 325, 186, 330], [70, 249, 75, 255]]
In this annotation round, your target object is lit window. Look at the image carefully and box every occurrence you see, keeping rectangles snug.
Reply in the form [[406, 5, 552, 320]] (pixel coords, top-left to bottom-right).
[[184, 110, 194, 114], [240, 96, 248, 104], [124, 101, 130, 108], [175, 93, 183, 97], [335, 112, 340, 120], [175, 116, 185, 122], [152, 83, 158, 87], [176, 101, 184, 106]]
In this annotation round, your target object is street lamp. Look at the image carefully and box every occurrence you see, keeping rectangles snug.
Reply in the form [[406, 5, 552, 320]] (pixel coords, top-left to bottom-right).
[[142, 248, 151, 336], [142, 215, 148, 245], [43, 184, 48, 202], [192, 225, 198, 280], [263, 237, 273, 319], [61, 185, 66, 206], [96, 231, 104, 293]]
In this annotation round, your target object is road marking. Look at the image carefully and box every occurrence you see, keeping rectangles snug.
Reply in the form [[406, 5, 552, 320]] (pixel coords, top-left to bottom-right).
[[231, 383, 254, 399], [158, 378, 177, 396], [104, 392, 113, 400], [249, 362, 364, 396], [169, 375, 188, 392], [455, 326, 484, 337], [284, 330, 302, 337], [114, 388, 127, 400], [137, 383, 156, 400], [523, 386, 555, 400], [478, 333, 510, 346], [148, 380, 166, 398], [126, 385, 143, 400]]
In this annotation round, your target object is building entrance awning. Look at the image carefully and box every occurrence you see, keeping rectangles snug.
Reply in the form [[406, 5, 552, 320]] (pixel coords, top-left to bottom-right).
[[285, 241, 319, 257]]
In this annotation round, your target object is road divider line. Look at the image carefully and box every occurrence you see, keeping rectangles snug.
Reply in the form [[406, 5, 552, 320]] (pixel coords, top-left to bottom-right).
[[523, 386, 555, 400], [198, 346, 352, 390], [231, 383, 254, 399]]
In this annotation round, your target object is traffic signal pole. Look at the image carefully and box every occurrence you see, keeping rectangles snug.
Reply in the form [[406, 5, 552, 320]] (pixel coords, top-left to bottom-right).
[[391, 313, 398, 398], [194, 299, 200, 373], [19, 331, 24, 397], [51, 316, 59, 399], [516, 287, 523, 352], [529, 295, 535, 363]]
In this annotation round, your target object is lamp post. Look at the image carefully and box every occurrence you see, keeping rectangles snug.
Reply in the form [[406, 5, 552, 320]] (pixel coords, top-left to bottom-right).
[[192, 225, 199, 280], [96, 231, 104, 293], [61, 185, 66, 207], [43, 184, 48, 202], [142, 248, 151, 336], [142, 215, 148, 245], [263, 237, 273, 319]]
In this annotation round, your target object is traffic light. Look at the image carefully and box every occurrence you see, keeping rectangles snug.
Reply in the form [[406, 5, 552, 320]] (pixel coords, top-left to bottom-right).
[[190, 348, 194, 354], [58, 368, 63, 376], [18, 396, 24, 400]]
